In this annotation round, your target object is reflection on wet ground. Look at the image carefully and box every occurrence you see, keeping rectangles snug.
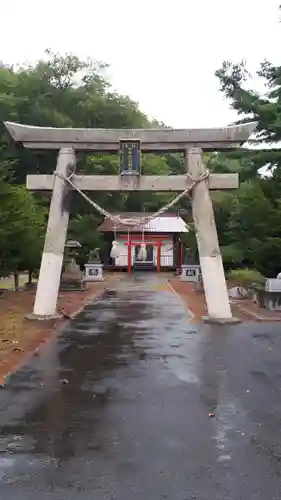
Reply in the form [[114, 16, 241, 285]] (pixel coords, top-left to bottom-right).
[[0, 274, 281, 499]]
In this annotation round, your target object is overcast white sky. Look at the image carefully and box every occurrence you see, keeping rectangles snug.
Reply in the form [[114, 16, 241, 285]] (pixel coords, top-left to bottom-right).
[[1, 0, 280, 128]]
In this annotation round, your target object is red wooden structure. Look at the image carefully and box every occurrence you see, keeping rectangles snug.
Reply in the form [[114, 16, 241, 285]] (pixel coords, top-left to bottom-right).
[[119, 233, 182, 275]]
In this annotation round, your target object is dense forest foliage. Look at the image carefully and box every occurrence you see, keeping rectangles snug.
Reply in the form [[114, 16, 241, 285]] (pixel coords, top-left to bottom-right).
[[1, 48, 281, 282]]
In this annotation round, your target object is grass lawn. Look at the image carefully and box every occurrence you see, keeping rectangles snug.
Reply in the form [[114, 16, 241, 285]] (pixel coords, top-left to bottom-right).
[[0, 274, 37, 291]]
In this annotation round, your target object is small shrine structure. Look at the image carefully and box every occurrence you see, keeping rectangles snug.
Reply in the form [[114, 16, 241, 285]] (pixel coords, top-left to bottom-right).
[[98, 212, 188, 273]]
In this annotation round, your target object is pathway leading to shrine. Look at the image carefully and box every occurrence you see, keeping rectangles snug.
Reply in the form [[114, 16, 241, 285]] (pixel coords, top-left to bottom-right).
[[0, 274, 281, 499]]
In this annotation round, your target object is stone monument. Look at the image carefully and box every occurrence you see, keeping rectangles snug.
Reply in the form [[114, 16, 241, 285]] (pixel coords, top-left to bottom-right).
[[84, 248, 104, 282], [60, 240, 85, 291]]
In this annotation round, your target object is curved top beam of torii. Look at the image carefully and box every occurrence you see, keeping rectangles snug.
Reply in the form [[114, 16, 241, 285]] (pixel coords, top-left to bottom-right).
[[4, 121, 257, 152]]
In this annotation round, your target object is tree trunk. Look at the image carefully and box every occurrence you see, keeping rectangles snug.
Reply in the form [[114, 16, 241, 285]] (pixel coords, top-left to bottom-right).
[[28, 270, 32, 284], [13, 273, 19, 291]]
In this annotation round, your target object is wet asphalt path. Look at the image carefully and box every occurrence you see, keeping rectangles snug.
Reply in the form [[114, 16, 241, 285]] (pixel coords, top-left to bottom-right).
[[0, 274, 281, 499]]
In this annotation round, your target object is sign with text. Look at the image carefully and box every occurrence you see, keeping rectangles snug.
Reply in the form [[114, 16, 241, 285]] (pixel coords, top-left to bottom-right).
[[84, 263, 104, 282], [120, 139, 141, 175], [181, 264, 200, 283], [186, 269, 196, 277]]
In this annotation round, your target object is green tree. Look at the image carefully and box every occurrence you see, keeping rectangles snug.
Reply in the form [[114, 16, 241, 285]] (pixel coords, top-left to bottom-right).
[[213, 49, 281, 276], [215, 59, 281, 165], [0, 51, 162, 274], [0, 179, 46, 289]]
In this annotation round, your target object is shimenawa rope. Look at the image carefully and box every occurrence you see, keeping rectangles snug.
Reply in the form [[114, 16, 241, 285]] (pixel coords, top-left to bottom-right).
[[54, 170, 209, 229], [54, 170, 209, 260]]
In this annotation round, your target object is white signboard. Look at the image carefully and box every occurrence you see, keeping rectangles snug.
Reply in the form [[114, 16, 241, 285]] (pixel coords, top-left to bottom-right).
[[85, 263, 104, 281], [181, 264, 201, 282]]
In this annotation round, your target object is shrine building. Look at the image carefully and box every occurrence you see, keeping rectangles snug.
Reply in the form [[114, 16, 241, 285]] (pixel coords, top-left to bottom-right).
[[98, 212, 188, 273]]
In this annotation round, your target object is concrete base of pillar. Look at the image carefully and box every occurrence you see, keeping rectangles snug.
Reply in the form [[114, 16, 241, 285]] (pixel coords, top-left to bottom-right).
[[202, 316, 241, 325], [25, 312, 63, 321]]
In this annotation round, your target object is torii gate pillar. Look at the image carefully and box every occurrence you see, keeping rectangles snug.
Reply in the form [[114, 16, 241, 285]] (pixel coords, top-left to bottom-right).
[[186, 148, 237, 323], [29, 148, 76, 319]]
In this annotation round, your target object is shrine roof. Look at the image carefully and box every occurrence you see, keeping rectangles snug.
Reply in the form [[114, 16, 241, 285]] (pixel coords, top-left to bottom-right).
[[98, 212, 188, 233]]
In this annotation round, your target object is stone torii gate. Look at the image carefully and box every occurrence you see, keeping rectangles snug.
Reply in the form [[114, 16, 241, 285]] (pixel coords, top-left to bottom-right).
[[4, 121, 256, 323]]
